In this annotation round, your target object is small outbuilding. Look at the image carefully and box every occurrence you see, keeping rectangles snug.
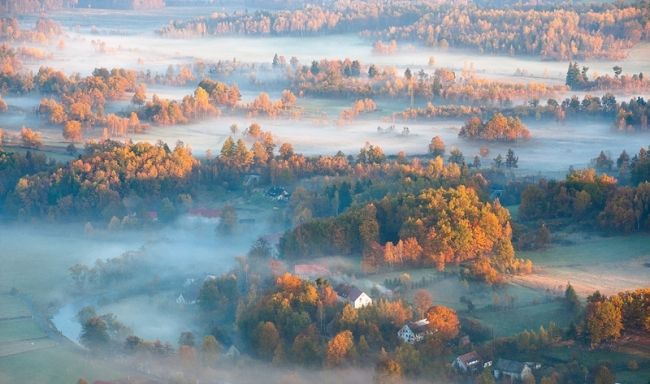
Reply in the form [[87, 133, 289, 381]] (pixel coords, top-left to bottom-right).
[[335, 284, 372, 309]]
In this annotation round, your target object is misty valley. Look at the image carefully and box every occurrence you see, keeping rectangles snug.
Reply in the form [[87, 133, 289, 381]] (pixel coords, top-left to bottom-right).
[[0, 1, 649, 384]]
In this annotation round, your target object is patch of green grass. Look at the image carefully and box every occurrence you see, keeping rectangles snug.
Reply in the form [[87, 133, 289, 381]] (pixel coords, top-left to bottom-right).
[[0, 319, 46, 343], [0, 344, 122, 384], [470, 301, 572, 337], [0, 295, 31, 319], [520, 233, 650, 267]]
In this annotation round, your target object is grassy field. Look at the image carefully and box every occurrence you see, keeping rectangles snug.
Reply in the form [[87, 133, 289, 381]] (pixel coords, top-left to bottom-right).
[[0, 344, 123, 384], [0, 295, 31, 319], [0, 293, 125, 383], [0, 318, 46, 343], [469, 301, 572, 338], [366, 267, 568, 337], [517, 233, 650, 297]]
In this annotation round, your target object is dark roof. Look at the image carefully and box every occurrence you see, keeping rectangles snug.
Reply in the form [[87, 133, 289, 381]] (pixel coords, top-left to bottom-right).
[[335, 284, 364, 301], [457, 351, 482, 365], [495, 358, 527, 374], [408, 318, 430, 333]]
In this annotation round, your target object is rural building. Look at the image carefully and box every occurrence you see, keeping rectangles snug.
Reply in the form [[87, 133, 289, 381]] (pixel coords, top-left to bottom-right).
[[266, 186, 290, 201], [334, 284, 372, 309], [493, 359, 533, 382], [397, 318, 431, 344], [453, 351, 483, 373], [294, 264, 330, 279], [225, 345, 241, 359]]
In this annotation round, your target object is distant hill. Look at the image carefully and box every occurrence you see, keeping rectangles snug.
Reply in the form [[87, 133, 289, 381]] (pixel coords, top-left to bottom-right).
[[0, 0, 76, 14], [75, 0, 165, 9], [0, 0, 164, 13]]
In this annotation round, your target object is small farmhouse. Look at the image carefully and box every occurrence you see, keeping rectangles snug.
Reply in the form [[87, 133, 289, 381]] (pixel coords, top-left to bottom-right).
[[397, 318, 431, 344], [453, 351, 483, 373], [294, 264, 330, 279], [334, 284, 372, 309], [493, 359, 533, 382]]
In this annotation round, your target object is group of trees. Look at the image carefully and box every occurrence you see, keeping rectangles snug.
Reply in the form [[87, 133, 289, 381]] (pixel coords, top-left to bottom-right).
[[6, 140, 196, 220], [69, 250, 146, 291], [400, 94, 649, 132], [373, 3, 649, 60], [281, 185, 531, 283], [459, 113, 531, 142], [236, 272, 463, 377], [520, 152, 650, 233], [566, 62, 647, 91], [339, 98, 377, 122], [158, 1, 424, 37], [78, 306, 132, 352], [582, 288, 649, 346], [0, 127, 483, 222], [288, 58, 562, 106], [0, 17, 62, 42]]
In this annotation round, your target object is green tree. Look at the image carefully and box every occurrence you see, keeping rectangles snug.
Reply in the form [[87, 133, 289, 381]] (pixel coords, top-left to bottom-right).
[[586, 299, 623, 346], [217, 205, 237, 235], [253, 321, 280, 360], [594, 365, 615, 384], [80, 316, 109, 351], [201, 335, 220, 366], [479, 368, 496, 384], [505, 148, 518, 168], [565, 283, 580, 313], [178, 331, 195, 347]]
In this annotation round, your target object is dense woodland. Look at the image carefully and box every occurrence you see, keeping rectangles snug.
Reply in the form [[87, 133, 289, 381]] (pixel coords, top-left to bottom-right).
[[158, 1, 650, 60], [158, 1, 426, 37], [397, 94, 650, 132], [370, 2, 650, 60], [519, 148, 650, 233], [1, 4, 650, 384]]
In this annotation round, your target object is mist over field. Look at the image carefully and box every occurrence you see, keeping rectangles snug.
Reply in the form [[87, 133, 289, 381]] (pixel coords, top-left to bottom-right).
[[1, 1, 649, 383]]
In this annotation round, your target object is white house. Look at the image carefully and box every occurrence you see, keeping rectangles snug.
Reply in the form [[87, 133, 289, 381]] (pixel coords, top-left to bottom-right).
[[397, 318, 431, 344], [453, 351, 483, 373], [176, 293, 186, 305], [335, 284, 372, 309]]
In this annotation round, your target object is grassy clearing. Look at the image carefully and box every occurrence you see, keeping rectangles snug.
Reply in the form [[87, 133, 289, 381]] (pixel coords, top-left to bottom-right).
[[0, 344, 122, 384], [0, 319, 46, 343], [0, 338, 57, 358], [521, 233, 650, 267], [469, 301, 572, 338], [366, 267, 570, 337], [0, 296, 122, 383], [517, 233, 650, 297], [0, 295, 31, 319]]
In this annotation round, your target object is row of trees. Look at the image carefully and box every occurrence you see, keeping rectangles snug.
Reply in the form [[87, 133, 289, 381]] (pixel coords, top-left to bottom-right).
[[157, 1, 424, 37], [565, 62, 647, 91], [6, 140, 196, 220], [0, 17, 62, 42], [373, 3, 649, 60], [288, 58, 562, 105], [398, 95, 650, 132]]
